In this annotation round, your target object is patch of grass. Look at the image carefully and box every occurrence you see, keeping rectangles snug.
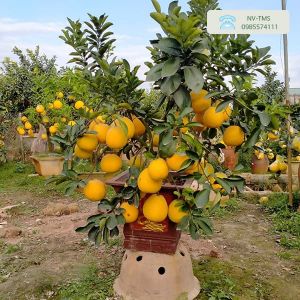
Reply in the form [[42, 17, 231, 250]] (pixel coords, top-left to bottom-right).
[[56, 264, 117, 300], [277, 251, 292, 260], [3, 244, 21, 254], [193, 257, 273, 299], [260, 193, 300, 250], [211, 198, 240, 219]]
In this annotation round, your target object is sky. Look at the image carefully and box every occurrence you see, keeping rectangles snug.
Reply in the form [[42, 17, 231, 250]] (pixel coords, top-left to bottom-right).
[[0, 0, 299, 87]]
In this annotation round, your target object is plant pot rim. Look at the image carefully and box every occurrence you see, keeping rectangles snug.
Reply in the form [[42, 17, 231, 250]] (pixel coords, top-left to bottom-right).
[[30, 153, 64, 161]]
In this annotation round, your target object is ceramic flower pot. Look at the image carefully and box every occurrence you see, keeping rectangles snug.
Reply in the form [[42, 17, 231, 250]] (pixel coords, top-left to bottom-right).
[[221, 147, 239, 171], [251, 154, 269, 174], [30, 154, 64, 176]]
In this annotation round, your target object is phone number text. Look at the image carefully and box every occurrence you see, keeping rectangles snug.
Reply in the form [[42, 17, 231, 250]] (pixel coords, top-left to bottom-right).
[[241, 24, 278, 30]]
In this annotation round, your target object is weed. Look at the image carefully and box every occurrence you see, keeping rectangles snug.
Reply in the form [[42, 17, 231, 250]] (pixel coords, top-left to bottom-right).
[[4, 244, 21, 254], [277, 251, 292, 260], [211, 198, 240, 219]]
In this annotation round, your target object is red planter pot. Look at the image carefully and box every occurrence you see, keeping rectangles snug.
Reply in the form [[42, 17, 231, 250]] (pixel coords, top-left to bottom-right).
[[221, 147, 239, 171], [251, 155, 269, 174]]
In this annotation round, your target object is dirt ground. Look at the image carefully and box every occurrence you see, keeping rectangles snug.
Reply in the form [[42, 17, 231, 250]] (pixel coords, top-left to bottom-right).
[[1, 187, 300, 300]]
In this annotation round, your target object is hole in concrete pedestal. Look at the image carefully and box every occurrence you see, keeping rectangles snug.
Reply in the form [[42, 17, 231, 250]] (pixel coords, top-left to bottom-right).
[[158, 267, 165, 275], [136, 256, 143, 262], [180, 251, 185, 257]]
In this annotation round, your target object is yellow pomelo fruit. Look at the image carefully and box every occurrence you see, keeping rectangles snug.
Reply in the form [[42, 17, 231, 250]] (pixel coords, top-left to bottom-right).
[[114, 117, 135, 139], [68, 120, 76, 126], [143, 194, 168, 222], [152, 133, 160, 146], [192, 113, 206, 132], [131, 115, 146, 137], [138, 168, 162, 193], [77, 133, 98, 152], [27, 129, 34, 137], [190, 89, 211, 113], [83, 179, 106, 202], [168, 199, 188, 223], [268, 132, 279, 141], [36, 104, 45, 114], [53, 100, 63, 109], [100, 154, 122, 173], [21, 116, 28, 123], [93, 123, 109, 143], [24, 121, 32, 130], [269, 161, 280, 173], [223, 125, 245, 146], [223, 105, 232, 121], [202, 107, 224, 128], [74, 145, 92, 159], [259, 196, 269, 204], [49, 125, 58, 134], [166, 153, 189, 171], [148, 158, 169, 180], [106, 126, 128, 149], [75, 100, 84, 110], [17, 127, 25, 135], [41, 133, 48, 140], [120, 202, 139, 223]]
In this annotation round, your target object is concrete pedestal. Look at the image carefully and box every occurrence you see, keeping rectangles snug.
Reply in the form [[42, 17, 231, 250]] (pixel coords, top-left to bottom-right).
[[114, 243, 200, 300]]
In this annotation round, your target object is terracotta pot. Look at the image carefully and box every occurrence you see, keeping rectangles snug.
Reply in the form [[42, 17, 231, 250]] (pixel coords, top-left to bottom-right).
[[251, 155, 269, 174], [221, 147, 239, 171], [30, 154, 64, 176]]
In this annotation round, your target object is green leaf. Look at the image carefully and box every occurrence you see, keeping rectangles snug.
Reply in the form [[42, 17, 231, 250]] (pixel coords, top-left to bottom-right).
[[184, 66, 204, 93], [161, 57, 181, 77], [194, 189, 210, 208], [157, 38, 181, 56], [75, 222, 95, 233], [197, 218, 213, 235], [151, 0, 161, 12], [161, 74, 181, 96], [107, 214, 118, 230], [257, 111, 271, 127], [146, 63, 163, 81], [244, 127, 261, 149], [215, 178, 231, 194], [216, 100, 232, 113], [173, 86, 191, 110]]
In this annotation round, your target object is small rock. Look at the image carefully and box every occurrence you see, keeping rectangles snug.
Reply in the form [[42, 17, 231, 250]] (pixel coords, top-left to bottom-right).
[[0, 226, 22, 238], [209, 250, 220, 258], [35, 219, 44, 225]]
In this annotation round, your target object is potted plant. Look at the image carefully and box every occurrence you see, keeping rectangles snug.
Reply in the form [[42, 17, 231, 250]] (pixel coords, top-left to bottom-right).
[[50, 1, 278, 298]]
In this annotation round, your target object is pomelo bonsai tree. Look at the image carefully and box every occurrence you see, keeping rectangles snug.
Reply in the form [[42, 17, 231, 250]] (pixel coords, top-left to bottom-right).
[[53, 0, 278, 244]]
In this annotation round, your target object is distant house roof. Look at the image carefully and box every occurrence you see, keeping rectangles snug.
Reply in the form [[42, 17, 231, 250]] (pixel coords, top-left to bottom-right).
[[289, 88, 300, 95]]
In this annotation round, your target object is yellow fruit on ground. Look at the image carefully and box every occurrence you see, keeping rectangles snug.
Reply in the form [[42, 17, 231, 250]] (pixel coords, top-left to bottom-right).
[[267, 132, 279, 141], [36, 104, 45, 114], [190, 89, 211, 113], [56, 91, 64, 99], [93, 123, 109, 143], [24, 121, 32, 130], [68, 120, 76, 126], [114, 117, 135, 139], [49, 125, 58, 134], [75, 100, 85, 110], [17, 127, 25, 135], [223, 126, 245, 146], [152, 133, 160, 147], [168, 199, 188, 223], [48, 103, 54, 109], [138, 168, 162, 193], [41, 133, 48, 140], [77, 133, 98, 152], [296, 155, 300, 162], [21, 116, 28, 123], [53, 100, 63, 109], [100, 154, 122, 173], [202, 107, 224, 128], [74, 145, 92, 159], [148, 158, 169, 180], [131, 115, 146, 137], [166, 153, 189, 171], [259, 196, 269, 204], [143, 194, 168, 222], [120, 202, 139, 223], [83, 179, 106, 202], [106, 126, 128, 149], [68, 95, 76, 101]]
